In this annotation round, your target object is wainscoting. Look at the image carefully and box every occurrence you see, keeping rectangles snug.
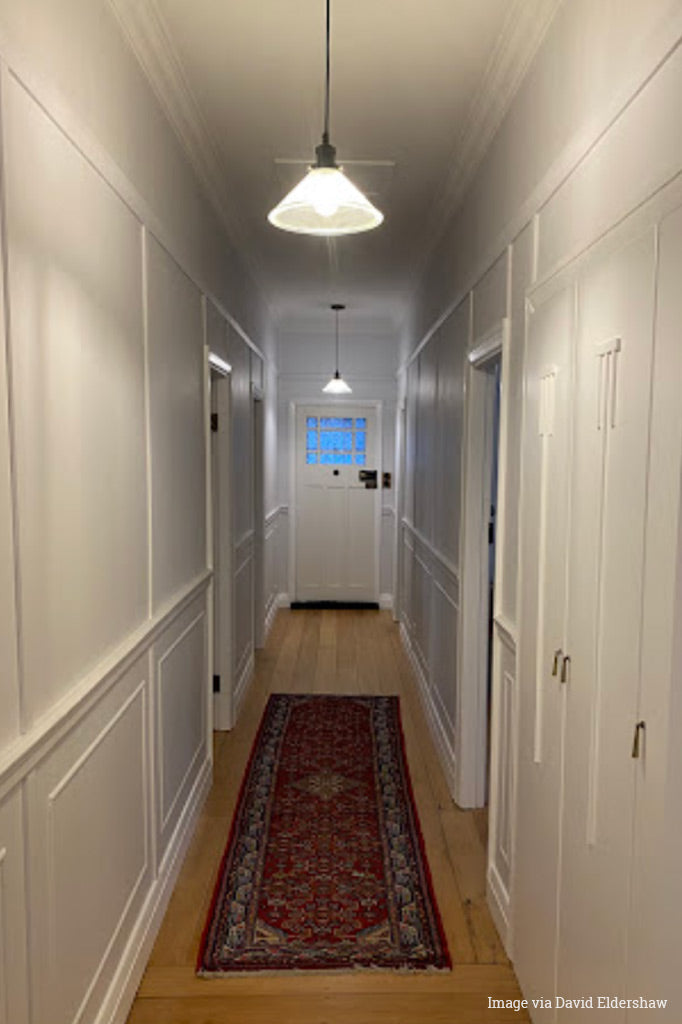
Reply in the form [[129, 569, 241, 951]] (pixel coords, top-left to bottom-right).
[[0, 575, 212, 1024], [399, 519, 459, 798]]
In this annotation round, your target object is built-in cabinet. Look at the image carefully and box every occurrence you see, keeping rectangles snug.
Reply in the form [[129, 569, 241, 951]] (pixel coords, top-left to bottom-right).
[[513, 196, 682, 1019]]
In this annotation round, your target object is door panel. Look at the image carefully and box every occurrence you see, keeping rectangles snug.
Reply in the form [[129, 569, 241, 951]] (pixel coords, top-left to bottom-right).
[[557, 230, 656, 1020], [514, 283, 574, 1021], [295, 406, 379, 602]]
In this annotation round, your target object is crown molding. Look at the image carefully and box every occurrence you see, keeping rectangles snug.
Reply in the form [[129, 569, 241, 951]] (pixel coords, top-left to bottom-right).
[[108, 0, 272, 304], [411, 0, 563, 282]]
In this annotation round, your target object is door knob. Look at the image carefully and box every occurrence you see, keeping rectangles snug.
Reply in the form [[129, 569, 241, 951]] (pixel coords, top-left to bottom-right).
[[551, 649, 563, 676], [560, 655, 571, 684]]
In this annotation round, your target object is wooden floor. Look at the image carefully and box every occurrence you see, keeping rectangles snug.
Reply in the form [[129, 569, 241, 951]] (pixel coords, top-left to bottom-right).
[[126, 609, 530, 1023]]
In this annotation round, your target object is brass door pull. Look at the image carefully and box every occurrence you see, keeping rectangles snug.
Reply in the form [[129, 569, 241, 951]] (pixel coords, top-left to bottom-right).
[[632, 721, 646, 759], [552, 649, 563, 676], [560, 655, 571, 684]]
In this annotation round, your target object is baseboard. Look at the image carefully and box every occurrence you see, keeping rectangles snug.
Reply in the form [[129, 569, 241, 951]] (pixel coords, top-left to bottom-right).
[[379, 593, 394, 611], [277, 592, 291, 608], [487, 861, 512, 957], [400, 622, 458, 800], [234, 650, 255, 722], [96, 756, 212, 1024]]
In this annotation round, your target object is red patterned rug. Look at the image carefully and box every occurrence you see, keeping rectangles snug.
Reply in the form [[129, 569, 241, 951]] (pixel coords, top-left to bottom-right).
[[197, 693, 450, 974]]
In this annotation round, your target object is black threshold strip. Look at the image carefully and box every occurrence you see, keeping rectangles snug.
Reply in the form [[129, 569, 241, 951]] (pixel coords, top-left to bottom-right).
[[290, 601, 380, 610]]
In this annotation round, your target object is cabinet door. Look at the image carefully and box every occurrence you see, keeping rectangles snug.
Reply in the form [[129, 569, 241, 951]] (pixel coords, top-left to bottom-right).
[[513, 282, 574, 1021], [625, 205, 682, 1014], [557, 230, 656, 1019]]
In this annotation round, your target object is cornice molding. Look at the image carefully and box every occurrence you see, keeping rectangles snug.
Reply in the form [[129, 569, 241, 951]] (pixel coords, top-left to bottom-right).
[[108, 0, 271, 299], [412, 0, 563, 280]]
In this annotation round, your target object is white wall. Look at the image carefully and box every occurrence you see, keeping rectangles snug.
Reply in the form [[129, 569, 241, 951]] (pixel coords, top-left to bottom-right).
[[397, 0, 682, 970], [0, 4, 277, 1024]]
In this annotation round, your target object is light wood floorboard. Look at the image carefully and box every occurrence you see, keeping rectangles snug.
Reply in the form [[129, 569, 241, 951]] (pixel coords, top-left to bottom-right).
[[127, 609, 529, 1023]]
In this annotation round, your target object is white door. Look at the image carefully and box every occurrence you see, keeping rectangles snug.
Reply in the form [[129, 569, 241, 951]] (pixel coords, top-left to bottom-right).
[[557, 230, 656, 1019], [294, 405, 379, 603], [513, 282, 574, 1020]]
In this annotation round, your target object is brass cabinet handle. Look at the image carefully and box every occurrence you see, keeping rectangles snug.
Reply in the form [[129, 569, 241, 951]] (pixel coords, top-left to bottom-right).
[[632, 721, 646, 759], [560, 655, 571, 684], [552, 649, 563, 676]]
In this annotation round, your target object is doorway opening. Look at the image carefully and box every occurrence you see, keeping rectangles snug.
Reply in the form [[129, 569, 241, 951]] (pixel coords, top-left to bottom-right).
[[209, 356, 233, 730], [457, 322, 507, 810]]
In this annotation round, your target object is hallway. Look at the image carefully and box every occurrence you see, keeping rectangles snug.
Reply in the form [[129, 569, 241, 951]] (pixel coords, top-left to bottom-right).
[[126, 609, 527, 1024]]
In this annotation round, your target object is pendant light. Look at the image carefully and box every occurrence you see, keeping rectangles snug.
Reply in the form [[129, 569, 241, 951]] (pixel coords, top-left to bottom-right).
[[323, 304, 352, 394], [268, 0, 384, 236]]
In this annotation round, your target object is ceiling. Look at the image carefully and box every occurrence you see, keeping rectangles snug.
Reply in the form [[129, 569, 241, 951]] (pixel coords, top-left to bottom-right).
[[111, 0, 558, 343]]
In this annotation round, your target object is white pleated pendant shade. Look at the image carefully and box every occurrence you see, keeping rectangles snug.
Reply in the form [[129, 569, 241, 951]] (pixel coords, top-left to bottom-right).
[[268, 166, 384, 236]]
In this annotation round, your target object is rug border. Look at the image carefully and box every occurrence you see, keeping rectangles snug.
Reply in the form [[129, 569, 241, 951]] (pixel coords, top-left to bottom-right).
[[196, 692, 452, 975]]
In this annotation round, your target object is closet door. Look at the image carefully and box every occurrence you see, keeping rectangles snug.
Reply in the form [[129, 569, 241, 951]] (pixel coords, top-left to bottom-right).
[[557, 230, 656, 1019], [513, 282, 574, 1021]]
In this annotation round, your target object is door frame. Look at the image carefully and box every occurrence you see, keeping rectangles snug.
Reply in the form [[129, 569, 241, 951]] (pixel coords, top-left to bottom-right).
[[288, 399, 383, 604], [457, 319, 510, 807], [251, 383, 265, 648], [206, 347, 234, 731]]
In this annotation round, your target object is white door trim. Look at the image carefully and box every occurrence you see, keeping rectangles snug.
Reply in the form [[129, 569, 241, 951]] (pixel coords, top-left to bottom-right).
[[206, 345, 234, 731], [457, 318, 509, 807], [288, 399, 383, 604]]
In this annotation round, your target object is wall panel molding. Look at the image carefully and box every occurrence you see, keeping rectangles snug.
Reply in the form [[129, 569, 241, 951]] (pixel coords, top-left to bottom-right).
[[0, 571, 210, 803]]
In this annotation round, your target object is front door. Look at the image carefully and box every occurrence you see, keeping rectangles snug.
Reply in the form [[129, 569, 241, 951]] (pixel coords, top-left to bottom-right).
[[294, 405, 379, 603]]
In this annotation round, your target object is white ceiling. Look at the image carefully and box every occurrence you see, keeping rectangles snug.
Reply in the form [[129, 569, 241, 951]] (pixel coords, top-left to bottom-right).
[[112, 0, 559, 342]]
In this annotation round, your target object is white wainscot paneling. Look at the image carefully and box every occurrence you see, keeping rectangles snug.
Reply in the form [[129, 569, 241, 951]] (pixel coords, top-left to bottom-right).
[[234, 531, 255, 716], [487, 627, 516, 953], [264, 509, 280, 638], [430, 566, 459, 730], [537, 43, 682, 279], [27, 658, 150, 1024], [0, 786, 29, 1024], [472, 251, 509, 342], [147, 234, 206, 611], [5, 75, 147, 724], [413, 545, 431, 679], [154, 598, 207, 864], [0, 298, 19, 749]]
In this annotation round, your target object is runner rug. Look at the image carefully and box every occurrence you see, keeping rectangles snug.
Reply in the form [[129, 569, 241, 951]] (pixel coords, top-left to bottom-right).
[[197, 693, 451, 974]]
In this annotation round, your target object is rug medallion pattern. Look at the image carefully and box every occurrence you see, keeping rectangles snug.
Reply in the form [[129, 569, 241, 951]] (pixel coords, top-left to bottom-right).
[[198, 694, 450, 973]]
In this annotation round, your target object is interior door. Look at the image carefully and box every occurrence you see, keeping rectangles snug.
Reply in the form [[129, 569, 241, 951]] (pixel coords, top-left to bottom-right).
[[295, 405, 379, 603], [557, 230, 656, 1020], [513, 282, 574, 1022]]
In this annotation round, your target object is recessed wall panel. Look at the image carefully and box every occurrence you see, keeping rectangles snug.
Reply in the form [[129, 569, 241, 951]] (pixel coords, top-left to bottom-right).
[[4, 78, 147, 723], [0, 787, 29, 1024], [154, 600, 207, 858], [147, 235, 206, 609], [27, 661, 149, 1024]]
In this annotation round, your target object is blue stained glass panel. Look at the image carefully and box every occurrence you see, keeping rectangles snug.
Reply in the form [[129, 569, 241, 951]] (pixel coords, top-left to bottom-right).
[[320, 417, 353, 429], [306, 430, 318, 451], [355, 453, 366, 466], [320, 452, 353, 465], [355, 417, 367, 429], [355, 431, 366, 452], [306, 417, 318, 428], [320, 430, 352, 451], [306, 453, 318, 464]]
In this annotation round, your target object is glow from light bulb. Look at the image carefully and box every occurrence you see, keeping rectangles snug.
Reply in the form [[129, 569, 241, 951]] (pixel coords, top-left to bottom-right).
[[268, 167, 383, 236], [322, 373, 352, 394]]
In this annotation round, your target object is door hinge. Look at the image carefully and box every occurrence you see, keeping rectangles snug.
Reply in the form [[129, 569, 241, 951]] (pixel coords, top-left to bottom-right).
[[213, 674, 221, 693], [211, 412, 218, 433]]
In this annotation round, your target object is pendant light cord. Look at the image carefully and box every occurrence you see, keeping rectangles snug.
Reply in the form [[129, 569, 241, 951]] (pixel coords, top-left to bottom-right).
[[334, 305, 339, 373], [323, 0, 331, 144]]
